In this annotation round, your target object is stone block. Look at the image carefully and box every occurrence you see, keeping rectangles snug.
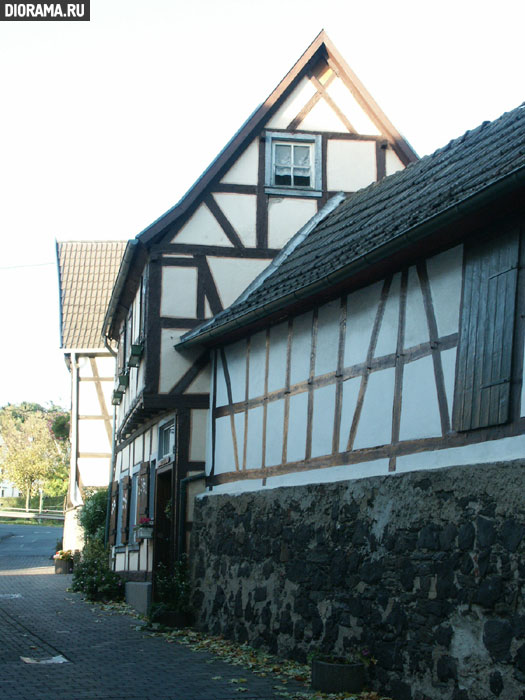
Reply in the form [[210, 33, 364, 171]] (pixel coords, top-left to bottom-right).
[[125, 581, 152, 615]]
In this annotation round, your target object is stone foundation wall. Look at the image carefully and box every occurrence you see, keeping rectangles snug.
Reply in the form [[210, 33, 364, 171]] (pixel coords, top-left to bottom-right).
[[190, 461, 525, 700]]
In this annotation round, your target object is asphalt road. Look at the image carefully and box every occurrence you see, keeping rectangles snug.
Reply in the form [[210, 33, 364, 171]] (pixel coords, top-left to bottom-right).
[[0, 523, 62, 561]]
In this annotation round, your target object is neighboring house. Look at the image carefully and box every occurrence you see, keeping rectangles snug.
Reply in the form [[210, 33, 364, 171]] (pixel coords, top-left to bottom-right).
[[57, 240, 126, 550], [180, 105, 525, 698], [102, 30, 416, 602]]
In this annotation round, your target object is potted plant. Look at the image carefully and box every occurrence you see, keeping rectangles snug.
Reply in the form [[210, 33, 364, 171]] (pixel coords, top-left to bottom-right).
[[134, 516, 154, 540], [150, 556, 193, 628], [53, 549, 74, 574], [310, 647, 376, 694]]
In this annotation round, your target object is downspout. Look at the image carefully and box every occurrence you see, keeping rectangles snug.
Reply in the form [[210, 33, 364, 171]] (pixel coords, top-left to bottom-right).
[[177, 472, 205, 559], [104, 404, 117, 548]]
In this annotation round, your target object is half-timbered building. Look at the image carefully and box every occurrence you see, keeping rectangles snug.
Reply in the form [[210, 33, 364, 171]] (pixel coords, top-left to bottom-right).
[[102, 31, 416, 601], [57, 240, 126, 550], [181, 105, 525, 699]]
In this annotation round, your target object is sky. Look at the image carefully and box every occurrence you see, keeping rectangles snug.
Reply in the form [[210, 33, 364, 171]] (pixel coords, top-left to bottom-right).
[[0, 0, 524, 410]]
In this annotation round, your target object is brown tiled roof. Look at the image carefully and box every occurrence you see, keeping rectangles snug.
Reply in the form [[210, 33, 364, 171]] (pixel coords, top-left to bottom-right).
[[57, 241, 127, 349], [181, 103, 525, 347]]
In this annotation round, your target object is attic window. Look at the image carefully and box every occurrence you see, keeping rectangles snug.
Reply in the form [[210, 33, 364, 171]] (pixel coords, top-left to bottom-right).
[[265, 132, 322, 197]]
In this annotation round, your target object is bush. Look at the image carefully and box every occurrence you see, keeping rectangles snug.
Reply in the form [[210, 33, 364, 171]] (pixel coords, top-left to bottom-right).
[[154, 557, 191, 613], [78, 488, 107, 543], [71, 540, 123, 602]]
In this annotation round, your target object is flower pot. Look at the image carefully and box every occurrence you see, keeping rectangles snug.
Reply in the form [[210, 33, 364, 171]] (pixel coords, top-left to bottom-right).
[[54, 559, 73, 574], [135, 526, 153, 540], [311, 659, 366, 694]]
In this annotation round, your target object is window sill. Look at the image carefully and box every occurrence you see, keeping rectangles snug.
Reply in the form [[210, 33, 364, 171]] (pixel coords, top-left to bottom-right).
[[265, 186, 322, 198]]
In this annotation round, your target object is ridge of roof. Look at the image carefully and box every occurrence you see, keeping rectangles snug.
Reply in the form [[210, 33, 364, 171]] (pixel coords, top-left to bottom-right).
[[180, 103, 525, 347]]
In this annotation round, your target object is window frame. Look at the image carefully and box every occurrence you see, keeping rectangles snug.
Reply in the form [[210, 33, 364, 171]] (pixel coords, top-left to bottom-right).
[[158, 417, 176, 462], [264, 131, 322, 198]]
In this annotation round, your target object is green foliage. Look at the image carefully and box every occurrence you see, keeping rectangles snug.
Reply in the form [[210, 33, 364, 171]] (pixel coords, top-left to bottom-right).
[[0, 403, 70, 502], [78, 488, 108, 543], [154, 556, 192, 613], [71, 540, 124, 602]]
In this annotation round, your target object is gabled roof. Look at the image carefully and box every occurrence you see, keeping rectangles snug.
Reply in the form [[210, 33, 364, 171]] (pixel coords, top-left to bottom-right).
[[180, 103, 525, 348], [104, 30, 417, 340], [136, 29, 417, 247], [57, 241, 126, 350]]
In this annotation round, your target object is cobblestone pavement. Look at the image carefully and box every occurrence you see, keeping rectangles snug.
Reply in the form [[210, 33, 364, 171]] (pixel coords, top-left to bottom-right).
[[0, 554, 305, 700]]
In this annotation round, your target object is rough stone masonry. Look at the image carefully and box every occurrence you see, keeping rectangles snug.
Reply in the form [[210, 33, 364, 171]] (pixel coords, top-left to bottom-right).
[[190, 460, 525, 700]]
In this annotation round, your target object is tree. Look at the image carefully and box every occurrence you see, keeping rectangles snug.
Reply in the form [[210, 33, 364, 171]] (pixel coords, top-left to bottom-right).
[[0, 403, 70, 510]]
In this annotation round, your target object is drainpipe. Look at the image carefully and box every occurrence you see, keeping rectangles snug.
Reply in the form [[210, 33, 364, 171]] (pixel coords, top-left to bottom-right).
[[104, 403, 117, 549], [177, 472, 205, 560]]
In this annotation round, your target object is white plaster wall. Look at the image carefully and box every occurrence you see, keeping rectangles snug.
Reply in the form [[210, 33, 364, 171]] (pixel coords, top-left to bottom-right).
[[246, 406, 264, 470], [299, 96, 352, 133], [265, 399, 285, 467], [78, 420, 110, 454], [78, 382, 103, 415], [311, 384, 336, 458], [220, 138, 259, 186], [315, 300, 340, 376], [286, 392, 308, 462], [208, 458, 391, 495], [172, 204, 233, 247], [185, 364, 211, 395], [161, 266, 198, 318], [97, 356, 116, 376], [327, 140, 377, 192], [399, 355, 442, 441], [207, 257, 270, 309], [290, 311, 313, 386], [441, 347, 457, 423], [215, 352, 229, 408], [385, 149, 405, 176], [114, 553, 126, 572], [353, 368, 395, 449], [339, 377, 361, 452], [159, 329, 193, 393], [190, 409, 208, 462], [404, 266, 429, 349], [78, 457, 110, 488], [266, 76, 317, 129], [397, 434, 525, 473], [268, 198, 318, 250], [374, 273, 400, 357], [213, 193, 257, 248], [225, 340, 247, 404], [214, 416, 236, 475], [344, 281, 383, 367], [426, 246, 463, 337], [248, 331, 266, 399], [134, 435, 144, 464], [77, 356, 93, 378], [268, 323, 287, 393], [326, 78, 381, 135]]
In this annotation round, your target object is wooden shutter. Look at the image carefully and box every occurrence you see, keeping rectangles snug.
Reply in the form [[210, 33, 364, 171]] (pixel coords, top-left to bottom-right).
[[120, 476, 131, 545], [453, 228, 519, 431], [137, 462, 150, 521], [108, 481, 119, 546]]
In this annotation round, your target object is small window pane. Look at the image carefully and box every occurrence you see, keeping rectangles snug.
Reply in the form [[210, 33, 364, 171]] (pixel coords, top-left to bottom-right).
[[275, 170, 292, 186], [275, 144, 291, 166], [293, 145, 310, 166]]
